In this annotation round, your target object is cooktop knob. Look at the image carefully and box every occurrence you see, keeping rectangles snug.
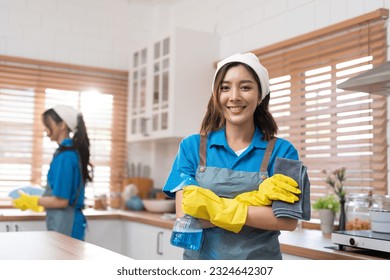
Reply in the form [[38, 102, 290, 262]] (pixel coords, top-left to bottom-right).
[[349, 238, 356, 246]]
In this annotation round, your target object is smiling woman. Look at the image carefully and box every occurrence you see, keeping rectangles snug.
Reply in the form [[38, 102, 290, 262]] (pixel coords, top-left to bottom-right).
[[0, 55, 128, 201], [163, 53, 301, 260]]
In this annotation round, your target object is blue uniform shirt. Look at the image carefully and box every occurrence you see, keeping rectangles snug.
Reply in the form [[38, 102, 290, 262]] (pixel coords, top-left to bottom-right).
[[47, 138, 85, 240], [163, 127, 298, 197]]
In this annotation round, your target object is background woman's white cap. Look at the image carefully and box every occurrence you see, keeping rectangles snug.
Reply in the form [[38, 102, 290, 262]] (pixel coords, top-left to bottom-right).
[[212, 52, 270, 102], [53, 105, 80, 132]]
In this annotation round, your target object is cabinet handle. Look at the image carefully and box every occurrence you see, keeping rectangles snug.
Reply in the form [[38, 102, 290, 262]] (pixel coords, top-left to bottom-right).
[[14, 224, 19, 232], [156, 231, 163, 255], [6, 224, 10, 232]]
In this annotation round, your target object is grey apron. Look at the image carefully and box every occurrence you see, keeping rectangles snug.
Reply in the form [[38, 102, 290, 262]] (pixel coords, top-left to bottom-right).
[[43, 149, 83, 237], [184, 135, 282, 260]]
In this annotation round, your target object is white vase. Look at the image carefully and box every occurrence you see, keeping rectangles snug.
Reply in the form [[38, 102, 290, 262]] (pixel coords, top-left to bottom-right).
[[318, 209, 335, 234]]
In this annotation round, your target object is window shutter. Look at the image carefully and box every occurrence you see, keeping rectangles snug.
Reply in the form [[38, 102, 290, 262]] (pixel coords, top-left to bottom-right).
[[0, 56, 128, 200], [252, 9, 388, 204]]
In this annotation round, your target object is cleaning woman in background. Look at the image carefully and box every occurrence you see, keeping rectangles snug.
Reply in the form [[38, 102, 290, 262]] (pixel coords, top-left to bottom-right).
[[163, 53, 301, 259], [13, 105, 93, 240]]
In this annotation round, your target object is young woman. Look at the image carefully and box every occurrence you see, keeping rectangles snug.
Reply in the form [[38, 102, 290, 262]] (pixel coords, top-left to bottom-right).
[[13, 105, 93, 240], [163, 53, 301, 259]]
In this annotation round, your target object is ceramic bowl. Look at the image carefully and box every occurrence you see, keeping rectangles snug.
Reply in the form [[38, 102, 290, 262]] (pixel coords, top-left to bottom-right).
[[142, 199, 175, 213], [369, 208, 390, 233]]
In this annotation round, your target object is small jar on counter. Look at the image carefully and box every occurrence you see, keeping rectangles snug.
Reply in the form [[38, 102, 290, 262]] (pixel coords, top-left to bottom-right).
[[94, 194, 107, 210], [110, 192, 122, 209], [345, 193, 371, 230]]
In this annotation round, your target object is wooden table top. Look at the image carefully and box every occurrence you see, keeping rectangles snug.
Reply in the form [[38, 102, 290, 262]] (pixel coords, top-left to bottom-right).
[[0, 231, 132, 260]]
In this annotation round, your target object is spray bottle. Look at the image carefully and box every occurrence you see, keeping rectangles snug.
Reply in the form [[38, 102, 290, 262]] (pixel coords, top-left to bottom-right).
[[170, 174, 203, 250]]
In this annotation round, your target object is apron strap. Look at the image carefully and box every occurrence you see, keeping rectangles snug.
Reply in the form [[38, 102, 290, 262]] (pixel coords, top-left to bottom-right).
[[260, 137, 277, 173], [72, 179, 82, 208], [199, 134, 207, 167]]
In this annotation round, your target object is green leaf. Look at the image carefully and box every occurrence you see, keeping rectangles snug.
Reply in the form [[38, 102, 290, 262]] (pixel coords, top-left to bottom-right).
[[312, 194, 340, 213]]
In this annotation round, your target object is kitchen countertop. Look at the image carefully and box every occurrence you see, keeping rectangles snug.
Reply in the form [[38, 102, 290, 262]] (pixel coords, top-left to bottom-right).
[[0, 208, 388, 260], [278, 228, 390, 260], [0, 231, 131, 260]]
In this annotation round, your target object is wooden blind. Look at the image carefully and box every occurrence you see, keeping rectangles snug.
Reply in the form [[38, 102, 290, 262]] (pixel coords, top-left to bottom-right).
[[0, 55, 128, 199], [252, 9, 389, 203]]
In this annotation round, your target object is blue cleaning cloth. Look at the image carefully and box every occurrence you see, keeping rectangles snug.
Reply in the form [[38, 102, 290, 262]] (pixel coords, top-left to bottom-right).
[[8, 186, 45, 199], [272, 157, 311, 220]]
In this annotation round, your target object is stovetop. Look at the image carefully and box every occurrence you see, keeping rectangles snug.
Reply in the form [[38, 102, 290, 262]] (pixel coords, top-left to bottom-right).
[[331, 230, 390, 255], [335, 230, 390, 241]]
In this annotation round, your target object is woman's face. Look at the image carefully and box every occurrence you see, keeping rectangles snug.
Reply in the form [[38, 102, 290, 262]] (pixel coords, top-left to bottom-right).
[[43, 116, 65, 143], [218, 64, 260, 128]]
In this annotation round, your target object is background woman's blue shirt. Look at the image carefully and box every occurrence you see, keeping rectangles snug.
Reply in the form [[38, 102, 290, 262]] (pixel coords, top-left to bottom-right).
[[47, 138, 85, 208], [46, 138, 86, 240]]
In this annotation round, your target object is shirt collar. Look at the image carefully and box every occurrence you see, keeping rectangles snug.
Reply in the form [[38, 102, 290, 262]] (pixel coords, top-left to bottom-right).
[[60, 138, 73, 147], [209, 127, 268, 149]]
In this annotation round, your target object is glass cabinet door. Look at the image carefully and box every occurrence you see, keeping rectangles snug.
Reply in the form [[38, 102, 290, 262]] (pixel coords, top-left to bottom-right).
[[152, 37, 170, 133], [153, 62, 160, 109], [130, 48, 147, 136], [132, 71, 138, 115], [140, 68, 146, 114], [162, 70, 169, 109]]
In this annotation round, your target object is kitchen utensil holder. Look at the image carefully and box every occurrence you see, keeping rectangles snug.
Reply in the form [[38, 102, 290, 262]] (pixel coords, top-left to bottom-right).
[[122, 177, 153, 199]]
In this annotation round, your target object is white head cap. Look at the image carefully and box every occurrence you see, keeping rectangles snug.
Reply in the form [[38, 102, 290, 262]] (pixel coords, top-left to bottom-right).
[[52, 105, 80, 132], [212, 53, 270, 102]]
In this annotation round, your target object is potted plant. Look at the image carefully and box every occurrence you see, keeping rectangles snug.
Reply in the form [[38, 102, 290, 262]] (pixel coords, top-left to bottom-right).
[[321, 167, 347, 230], [313, 194, 340, 234]]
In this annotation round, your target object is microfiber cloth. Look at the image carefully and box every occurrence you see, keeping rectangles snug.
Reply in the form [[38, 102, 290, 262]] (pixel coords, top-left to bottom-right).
[[272, 157, 311, 220]]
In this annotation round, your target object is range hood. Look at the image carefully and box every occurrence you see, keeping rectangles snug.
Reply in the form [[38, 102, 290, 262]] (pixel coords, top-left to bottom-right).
[[338, 61, 390, 95]]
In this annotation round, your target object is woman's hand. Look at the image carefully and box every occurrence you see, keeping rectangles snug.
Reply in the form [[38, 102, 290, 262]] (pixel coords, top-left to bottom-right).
[[13, 191, 44, 212], [175, 189, 215, 229], [181, 186, 248, 233], [235, 174, 301, 206]]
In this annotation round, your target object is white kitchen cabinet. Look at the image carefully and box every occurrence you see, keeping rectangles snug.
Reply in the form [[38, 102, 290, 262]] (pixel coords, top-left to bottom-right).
[[123, 221, 183, 260], [127, 27, 218, 142], [85, 219, 123, 255], [0, 220, 46, 232]]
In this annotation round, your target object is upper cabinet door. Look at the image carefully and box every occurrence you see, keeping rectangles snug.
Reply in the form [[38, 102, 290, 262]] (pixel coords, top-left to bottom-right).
[[127, 28, 219, 142], [129, 47, 149, 138]]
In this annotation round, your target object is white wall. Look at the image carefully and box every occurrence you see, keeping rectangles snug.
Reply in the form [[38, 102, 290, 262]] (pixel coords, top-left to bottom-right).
[[1, 0, 389, 190], [0, 0, 174, 69], [2, 0, 388, 70]]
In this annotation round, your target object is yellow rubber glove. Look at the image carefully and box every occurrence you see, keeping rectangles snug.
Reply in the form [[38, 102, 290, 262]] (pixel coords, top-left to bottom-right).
[[235, 174, 301, 206], [182, 185, 247, 233], [13, 191, 44, 212]]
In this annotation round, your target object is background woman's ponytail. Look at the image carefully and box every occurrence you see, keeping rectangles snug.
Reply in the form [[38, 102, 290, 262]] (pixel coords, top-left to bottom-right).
[[73, 114, 93, 183]]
